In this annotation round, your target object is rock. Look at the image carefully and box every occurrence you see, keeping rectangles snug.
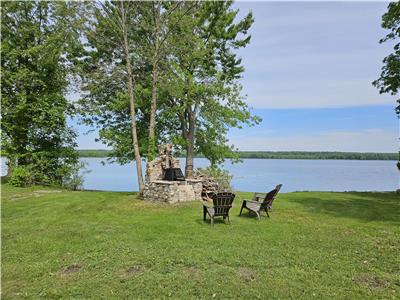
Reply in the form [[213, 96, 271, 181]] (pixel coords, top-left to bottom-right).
[[143, 144, 202, 203]]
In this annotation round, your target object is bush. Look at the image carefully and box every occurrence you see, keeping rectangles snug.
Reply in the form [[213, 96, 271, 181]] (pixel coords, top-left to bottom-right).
[[8, 166, 35, 187], [62, 162, 89, 191]]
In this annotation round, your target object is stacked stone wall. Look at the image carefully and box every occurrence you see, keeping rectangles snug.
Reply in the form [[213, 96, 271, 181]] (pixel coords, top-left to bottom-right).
[[143, 180, 202, 204], [143, 144, 203, 203]]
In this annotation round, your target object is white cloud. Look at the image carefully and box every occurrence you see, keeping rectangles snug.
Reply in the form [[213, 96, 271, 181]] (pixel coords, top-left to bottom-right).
[[242, 79, 395, 109], [230, 129, 398, 152]]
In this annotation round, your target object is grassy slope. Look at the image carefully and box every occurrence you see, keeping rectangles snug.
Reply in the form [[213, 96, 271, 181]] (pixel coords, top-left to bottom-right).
[[1, 185, 399, 299]]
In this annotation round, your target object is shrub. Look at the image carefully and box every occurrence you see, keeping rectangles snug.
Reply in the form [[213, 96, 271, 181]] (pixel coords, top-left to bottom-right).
[[62, 162, 89, 191], [8, 166, 35, 187]]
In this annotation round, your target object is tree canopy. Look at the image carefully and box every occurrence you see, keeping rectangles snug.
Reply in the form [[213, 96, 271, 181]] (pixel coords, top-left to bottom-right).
[[373, 1, 400, 115], [78, 0, 259, 183], [1, 1, 83, 186]]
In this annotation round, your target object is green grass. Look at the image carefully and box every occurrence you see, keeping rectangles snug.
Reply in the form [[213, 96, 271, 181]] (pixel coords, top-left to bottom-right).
[[2, 184, 399, 299]]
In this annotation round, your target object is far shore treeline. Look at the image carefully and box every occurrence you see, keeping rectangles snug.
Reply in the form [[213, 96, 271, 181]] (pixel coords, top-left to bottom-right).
[[75, 150, 398, 161]]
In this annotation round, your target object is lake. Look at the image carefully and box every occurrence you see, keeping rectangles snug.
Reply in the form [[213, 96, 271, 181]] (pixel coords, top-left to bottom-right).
[[74, 158, 400, 192], [1, 158, 398, 192]]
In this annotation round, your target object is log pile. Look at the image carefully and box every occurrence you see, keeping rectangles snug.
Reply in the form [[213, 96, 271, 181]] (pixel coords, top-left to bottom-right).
[[193, 170, 227, 199]]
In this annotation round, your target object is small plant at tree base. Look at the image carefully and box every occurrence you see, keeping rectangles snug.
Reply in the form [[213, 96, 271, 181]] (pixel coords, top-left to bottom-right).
[[62, 162, 89, 191], [8, 166, 35, 187]]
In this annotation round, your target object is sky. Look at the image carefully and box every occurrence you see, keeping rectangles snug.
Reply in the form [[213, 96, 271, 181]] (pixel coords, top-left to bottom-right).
[[73, 1, 399, 153]]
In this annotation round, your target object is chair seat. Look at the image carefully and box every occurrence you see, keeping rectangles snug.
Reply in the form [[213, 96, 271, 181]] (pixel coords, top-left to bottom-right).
[[245, 201, 260, 212], [239, 184, 282, 220]]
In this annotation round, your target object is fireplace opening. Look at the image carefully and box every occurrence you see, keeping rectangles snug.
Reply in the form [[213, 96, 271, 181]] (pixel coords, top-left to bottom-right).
[[164, 168, 185, 181]]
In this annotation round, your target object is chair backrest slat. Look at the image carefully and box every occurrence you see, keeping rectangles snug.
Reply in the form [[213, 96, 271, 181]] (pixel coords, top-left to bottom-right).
[[210, 192, 235, 216], [261, 184, 282, 210]]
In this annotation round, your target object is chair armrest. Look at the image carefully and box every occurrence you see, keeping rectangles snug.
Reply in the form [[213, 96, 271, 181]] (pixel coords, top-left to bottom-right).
[[202, 200, 213, 208], [243, 199, 261, 204], [253, 193, 266, 201]]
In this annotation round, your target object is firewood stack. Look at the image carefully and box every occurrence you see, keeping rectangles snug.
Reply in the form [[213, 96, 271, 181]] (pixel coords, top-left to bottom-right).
[[193, 170, 226, 200]]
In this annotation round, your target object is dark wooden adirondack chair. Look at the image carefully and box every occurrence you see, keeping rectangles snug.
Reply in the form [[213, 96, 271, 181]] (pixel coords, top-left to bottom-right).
[[239, 184, 282, 220], [203, 192, 235, 225]]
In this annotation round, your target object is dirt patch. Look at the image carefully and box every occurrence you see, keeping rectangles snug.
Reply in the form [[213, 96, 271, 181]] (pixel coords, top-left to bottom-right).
[[126, 265, 144, 276], [60, 263, 82, 275], [183, 266, 203, 283], [353, 274, 390, 289], [8, 190, 63, 201], [35, 190, 62, 194], [238, 267, 256, 282], [186, 266, 200, 275], [33, 190, 62, 197], [9, 195, 31, 201]]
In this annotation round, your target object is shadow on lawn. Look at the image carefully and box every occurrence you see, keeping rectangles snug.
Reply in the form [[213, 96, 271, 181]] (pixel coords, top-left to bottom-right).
[[195, 211, 270, 225], [289, 192, 400, 223]]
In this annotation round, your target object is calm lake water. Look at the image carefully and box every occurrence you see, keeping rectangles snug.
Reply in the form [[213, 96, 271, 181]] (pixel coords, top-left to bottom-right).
[[73, 158, 400, 192], [1, 157, 398, 192]]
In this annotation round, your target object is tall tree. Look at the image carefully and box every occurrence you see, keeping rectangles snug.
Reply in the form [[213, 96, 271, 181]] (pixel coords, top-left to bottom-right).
[[141, 1, 186, 161], [147, 1, 163, 161], [373, 1, 400, 171], [1, 1, 82, 185], [80, 1, 145, 193], [166, 1, 260, 177], [373, 1, 400, 115]]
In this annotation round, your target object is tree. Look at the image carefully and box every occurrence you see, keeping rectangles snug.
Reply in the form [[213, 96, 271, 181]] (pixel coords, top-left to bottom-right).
[[165, 1, 260, 177], [79, 1, 259, 185], [373, 1, 400, 115], [373, 1, 400, 171], [79, 1, 146, 194], [1, 1, 82, 185], [143, 1, 184, 161]]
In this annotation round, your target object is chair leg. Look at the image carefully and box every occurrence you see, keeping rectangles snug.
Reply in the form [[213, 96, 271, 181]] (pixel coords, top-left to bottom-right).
[[266, 210, 270, 218], [256, 211, 260, 220], [227, 215, 230, 224], [239, 202, 245, 216], [203, 207, 207, 221], [211, 217, 214, 226]]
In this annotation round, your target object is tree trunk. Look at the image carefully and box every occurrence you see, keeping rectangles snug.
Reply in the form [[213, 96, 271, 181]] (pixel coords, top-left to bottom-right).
[[148, 2, 161, 162], [120, 2, 145, 194], [185, 108, 195, 178], [6, 155, 17, 177], [148, 54, 159, 161]]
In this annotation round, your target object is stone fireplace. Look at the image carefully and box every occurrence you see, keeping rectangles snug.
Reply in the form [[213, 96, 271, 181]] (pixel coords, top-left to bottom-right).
[[143, 144, 202, 204]]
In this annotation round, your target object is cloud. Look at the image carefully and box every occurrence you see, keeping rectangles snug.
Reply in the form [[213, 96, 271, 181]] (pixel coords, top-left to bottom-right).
[[230, 129, 398, 152], [242, 79, 395, 109], [233, 1, 397, 109]]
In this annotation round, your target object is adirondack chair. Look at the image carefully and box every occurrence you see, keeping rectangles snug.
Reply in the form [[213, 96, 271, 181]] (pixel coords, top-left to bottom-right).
[[239, 184, 282, 220], [203, 192, 235, 225]]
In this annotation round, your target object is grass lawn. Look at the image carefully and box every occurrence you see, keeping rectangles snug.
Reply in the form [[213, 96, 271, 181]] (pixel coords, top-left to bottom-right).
[[1, 184, 399, 299]]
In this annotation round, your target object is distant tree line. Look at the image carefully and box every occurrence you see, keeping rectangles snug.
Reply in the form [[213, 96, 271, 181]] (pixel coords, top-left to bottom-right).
[[76, 150, 398, 161]]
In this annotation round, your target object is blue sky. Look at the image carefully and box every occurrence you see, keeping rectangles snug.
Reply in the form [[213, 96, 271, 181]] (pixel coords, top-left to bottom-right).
[[73, 1, 399, 152]]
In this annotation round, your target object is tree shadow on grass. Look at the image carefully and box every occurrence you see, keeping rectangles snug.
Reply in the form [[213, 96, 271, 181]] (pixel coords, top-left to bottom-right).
[[288, 192, 400, 223], [195, 217, 233, 226]]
